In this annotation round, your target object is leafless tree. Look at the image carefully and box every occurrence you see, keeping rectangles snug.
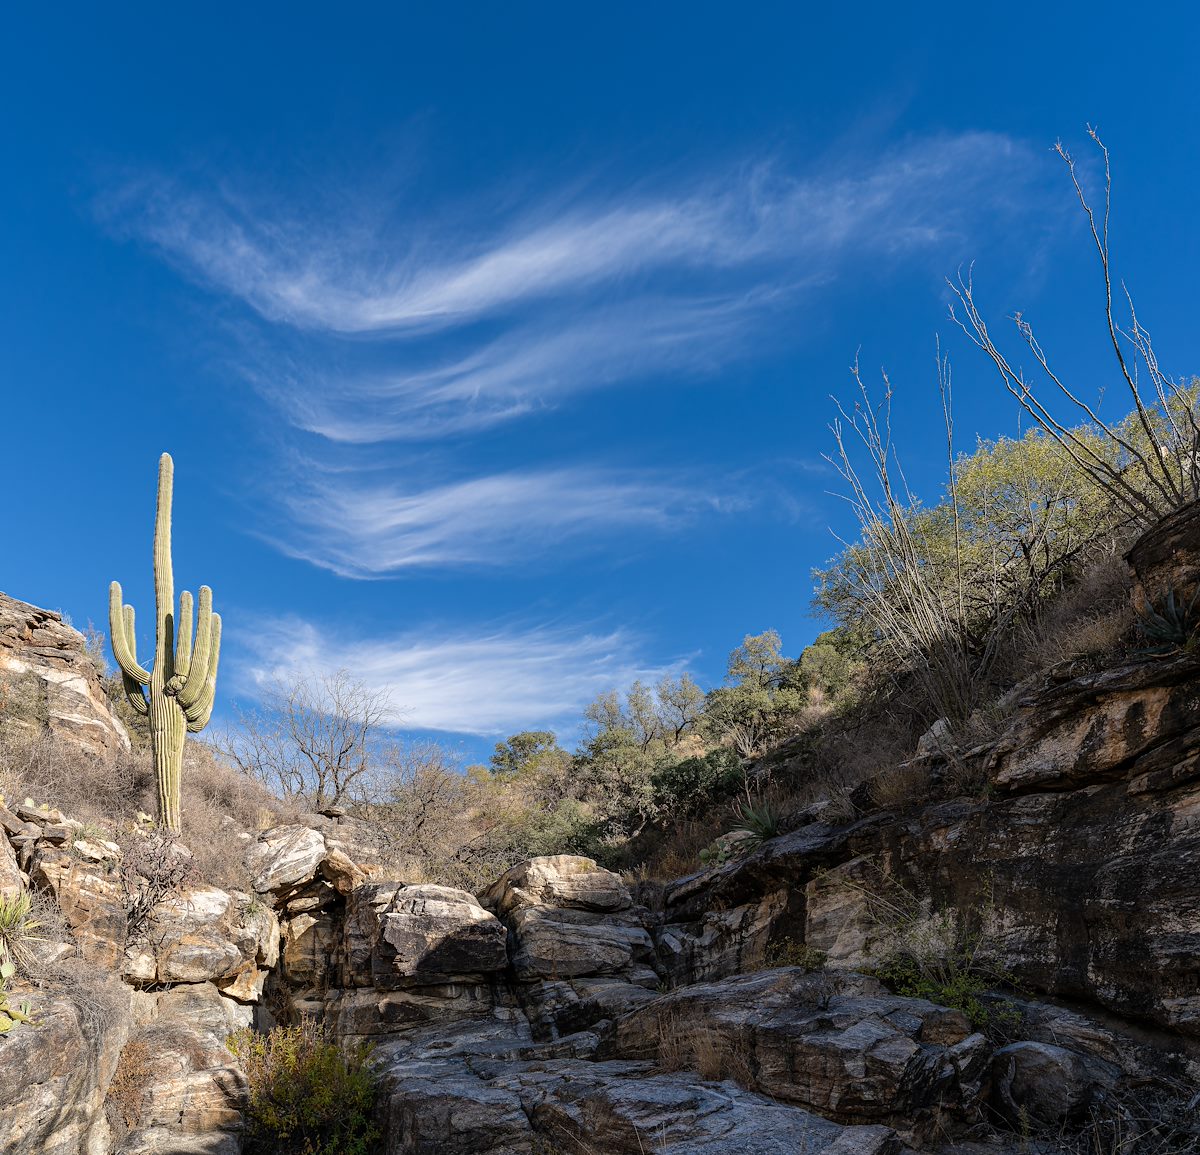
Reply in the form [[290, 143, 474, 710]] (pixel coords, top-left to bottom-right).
[[216, 670, 391, 810], [950, 128, 1200, 524], [826, 355, 990, 722]]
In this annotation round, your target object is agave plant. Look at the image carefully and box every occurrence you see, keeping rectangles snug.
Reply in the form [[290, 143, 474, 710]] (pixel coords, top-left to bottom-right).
[[730, 797, 784, 849], [0, 893, 39, 1036], [1136, 585, 1200, 657]]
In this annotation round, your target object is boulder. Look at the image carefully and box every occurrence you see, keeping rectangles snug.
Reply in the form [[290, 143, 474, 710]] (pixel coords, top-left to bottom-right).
[[990, 1041, 1117, 1129], [0, 979, 132, 1155], [0, 828, 24, 901], [245, 825, 327, 894], [124, 886, 279, 991], [280, 909, 339, 987], [603, 969, 989, 1137], [31, 847, 128, 969], [482, 854, 633, 916], [343, 882, 508, 988], [654, 890, 788, 985], [0, 592, 130, 756], [508, 905, 654, 981], [113, 983, 247, 1153]]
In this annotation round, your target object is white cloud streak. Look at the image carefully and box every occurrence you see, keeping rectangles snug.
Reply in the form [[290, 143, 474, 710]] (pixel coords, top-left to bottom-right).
[[110, 132, 1032, 336], [271, 466, 743, 577], [236, 617, 681, 736], [104, 131, 1053, 576], [262, 293, 779, 442]]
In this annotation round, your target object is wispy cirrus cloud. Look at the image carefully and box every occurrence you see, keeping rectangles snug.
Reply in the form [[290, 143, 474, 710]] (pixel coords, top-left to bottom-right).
[[267, 465, 745, 577], [252, 292, 782, 443], [106, 131, 1038, 337], [235, 616, 683, 736], [102, 130, 1056, 577]]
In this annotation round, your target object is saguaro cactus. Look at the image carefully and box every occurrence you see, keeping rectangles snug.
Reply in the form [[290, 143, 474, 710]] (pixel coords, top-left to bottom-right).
[[109, 454, 222, 832]]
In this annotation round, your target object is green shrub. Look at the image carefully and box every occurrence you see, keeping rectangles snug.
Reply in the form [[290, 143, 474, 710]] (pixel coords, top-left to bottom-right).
[[651, 749, 743, 816], [227, 1021, 380, 1155], [762, 937, 826, 971]]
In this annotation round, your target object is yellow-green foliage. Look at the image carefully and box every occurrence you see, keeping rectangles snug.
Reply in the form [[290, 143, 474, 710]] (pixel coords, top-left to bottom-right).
[[0, 891, 39, 1035], [227, 1021, 380, 1155]]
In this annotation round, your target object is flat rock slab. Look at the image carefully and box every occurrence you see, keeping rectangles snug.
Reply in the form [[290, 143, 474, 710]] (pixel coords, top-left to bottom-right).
[[246, 825, 327, 894], [373, 1039, 901, 1155], [483, 854, 633, 915], [603, 968, 989, 1133], [345, 882, 509, 986]]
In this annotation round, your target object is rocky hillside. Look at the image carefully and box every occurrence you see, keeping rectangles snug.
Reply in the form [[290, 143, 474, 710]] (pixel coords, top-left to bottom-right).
[[1, 512, 1199, 1153], [0, 594, 129, 757]]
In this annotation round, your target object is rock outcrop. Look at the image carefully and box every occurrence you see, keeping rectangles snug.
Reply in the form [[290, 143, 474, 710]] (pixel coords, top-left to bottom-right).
[[0, 979, 131, 1155], [5, 506, 1200, 1155], [0, 593, 129, 756], [662, 649, 1200, 1040]]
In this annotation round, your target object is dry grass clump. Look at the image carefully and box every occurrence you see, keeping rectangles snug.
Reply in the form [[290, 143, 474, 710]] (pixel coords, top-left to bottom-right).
[[105, 1037, 155, 1132], [655, 1012, 757, 1089], [869, 761, 933, 813], [0, 729, 290, 889], [1006, 552, 1136, 677], [179, 741, 295, 886]]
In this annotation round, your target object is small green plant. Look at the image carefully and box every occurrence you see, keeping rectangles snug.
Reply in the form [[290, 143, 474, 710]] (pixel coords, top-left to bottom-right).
[[698, 840, 734, 868], [1136, 585, 1200, 656], [838, 868, 1019, 1031], [0, 890, 42, 975], [762, 936, 826, 971], [729, 797, 783, 848], [227, 1020, 380, 1155], [0, 891, 40, 1036]]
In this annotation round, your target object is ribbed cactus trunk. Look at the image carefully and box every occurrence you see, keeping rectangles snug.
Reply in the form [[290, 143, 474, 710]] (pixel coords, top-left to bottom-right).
[[148, 456, 186, 833], [109, 454, 222, 833]]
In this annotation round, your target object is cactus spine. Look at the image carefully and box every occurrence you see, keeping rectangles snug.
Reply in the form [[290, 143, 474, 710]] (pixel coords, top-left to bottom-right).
[[109, 454, 221, 832]]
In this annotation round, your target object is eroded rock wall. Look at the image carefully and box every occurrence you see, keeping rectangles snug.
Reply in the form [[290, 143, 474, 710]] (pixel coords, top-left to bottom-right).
[[0, 592, 129, 757]]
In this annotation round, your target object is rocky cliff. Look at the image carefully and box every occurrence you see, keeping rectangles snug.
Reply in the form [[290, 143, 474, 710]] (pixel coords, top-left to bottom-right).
[[0, 593, 129, 757], [1, 513, 1199, 1153]]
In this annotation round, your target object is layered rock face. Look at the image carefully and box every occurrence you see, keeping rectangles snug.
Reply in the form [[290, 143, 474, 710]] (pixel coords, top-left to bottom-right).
[[667, 650, 1200, 1039], [4, 509, 1200, 1155], [0, 799, 271, 1154], [0, 593, 129, 756]]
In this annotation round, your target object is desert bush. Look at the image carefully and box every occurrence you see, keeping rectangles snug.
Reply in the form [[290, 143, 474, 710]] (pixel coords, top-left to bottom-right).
[[761, 937, 826, 971], [953, 133, 1200, 526], [121, 831, 200, 950], [217, 671, 390, 811], [105, 1038, 154, 1131], [228, 1020, 380, 1155], [1050, 1083, 1200, 1154], [650, 748, 743, 818], [0, 670, 49, 745], [837, 867, 1017, 1030], [869, 762, 932, 813]]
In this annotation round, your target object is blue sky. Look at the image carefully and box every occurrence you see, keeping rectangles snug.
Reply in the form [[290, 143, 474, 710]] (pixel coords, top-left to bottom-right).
[[4, 4, 1199, 760]]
